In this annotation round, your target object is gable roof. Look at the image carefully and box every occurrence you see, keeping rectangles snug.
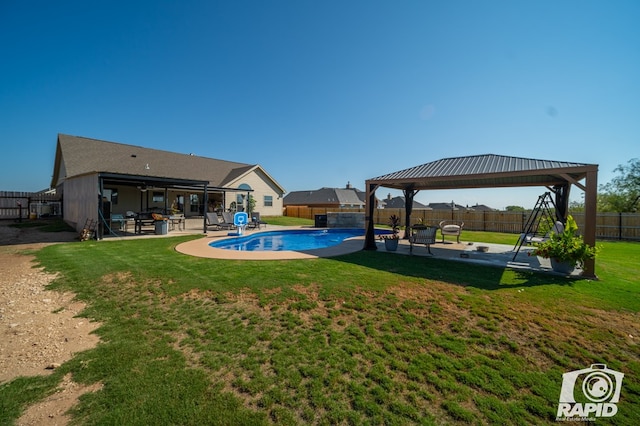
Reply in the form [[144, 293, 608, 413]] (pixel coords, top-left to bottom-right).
[[426, 202, 465, 210], [51, 134, 285, 193], [284, 187, 366, 206], [369, 154, 597, 190], [383, 196, 427, 209]]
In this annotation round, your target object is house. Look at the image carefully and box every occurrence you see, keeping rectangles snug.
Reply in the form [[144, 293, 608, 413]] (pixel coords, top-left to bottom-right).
[[426, 201, 467, 211], [382, 194, 428, 209], [283, 182, 371, 208], [467, 203, 495, 212], [425, 202, 495, 211], [51, 134, 286, 234]]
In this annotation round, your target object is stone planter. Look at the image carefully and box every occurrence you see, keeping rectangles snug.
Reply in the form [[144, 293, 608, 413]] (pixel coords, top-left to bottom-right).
[[550, 258, 575, 274], [384, 238, 399, 251]]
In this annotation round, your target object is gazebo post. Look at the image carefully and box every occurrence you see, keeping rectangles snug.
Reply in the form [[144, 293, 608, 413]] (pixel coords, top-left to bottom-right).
[[553, 184, 571, 223], [582, 170, 598, 278], [364, 181, 379, 250], [403, 188, 418, 239]]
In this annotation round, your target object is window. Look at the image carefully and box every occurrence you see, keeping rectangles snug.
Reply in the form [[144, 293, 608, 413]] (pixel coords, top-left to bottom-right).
[[152, 192, 164, 203], [190, 194, 201, 213], [264, 195, 273, 207], [236, 193, 245, 211], [236, 184, 251, 212]]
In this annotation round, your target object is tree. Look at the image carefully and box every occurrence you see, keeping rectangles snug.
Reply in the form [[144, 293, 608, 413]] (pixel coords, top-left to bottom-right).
[[247, 194, 256, 215], [598, 158, 640, 212], [505, 205, 525, 212]]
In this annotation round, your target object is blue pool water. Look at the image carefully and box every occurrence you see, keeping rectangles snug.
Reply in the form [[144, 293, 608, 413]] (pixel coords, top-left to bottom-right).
[[209, 228, 391, 251]]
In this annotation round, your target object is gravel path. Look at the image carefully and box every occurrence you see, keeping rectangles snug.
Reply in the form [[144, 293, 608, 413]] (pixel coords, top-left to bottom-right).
[[0, 221, 101, 425]]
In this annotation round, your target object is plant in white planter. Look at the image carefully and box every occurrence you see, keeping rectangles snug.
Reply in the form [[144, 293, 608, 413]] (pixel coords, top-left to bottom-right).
[[379, 214, 401, 251], [530, 215, 598, 273]]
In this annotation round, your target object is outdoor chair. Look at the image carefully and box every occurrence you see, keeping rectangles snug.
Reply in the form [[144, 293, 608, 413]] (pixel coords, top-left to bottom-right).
[[110, 214, 126, 233], [221, 212, 237, 229], [206, 212, 234, 230], [409, 225, 438, 255], [439, 220, 464, 243], [247, 212, 266, 229]]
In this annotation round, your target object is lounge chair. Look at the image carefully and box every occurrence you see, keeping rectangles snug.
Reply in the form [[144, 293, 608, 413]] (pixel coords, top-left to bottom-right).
[[206, 212, 234, 230], [409, 226, 438, 255], [221, 212, 237, 229], [439, 220, 464, 243]]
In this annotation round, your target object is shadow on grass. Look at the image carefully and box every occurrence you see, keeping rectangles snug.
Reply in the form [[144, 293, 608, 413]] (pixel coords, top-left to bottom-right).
[[332, 250, 576, 291]]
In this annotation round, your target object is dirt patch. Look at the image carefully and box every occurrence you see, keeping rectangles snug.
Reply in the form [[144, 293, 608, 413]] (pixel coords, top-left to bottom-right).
[[0, 221, 101, 424], [16, 374, 103, 426]]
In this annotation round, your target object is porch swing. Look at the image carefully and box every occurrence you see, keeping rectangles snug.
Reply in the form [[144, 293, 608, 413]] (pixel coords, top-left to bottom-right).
[[512, 192, 564, 260]]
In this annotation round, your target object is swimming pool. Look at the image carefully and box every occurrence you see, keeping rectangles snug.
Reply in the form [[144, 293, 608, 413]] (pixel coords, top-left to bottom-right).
[[208, 228, 391, 251]]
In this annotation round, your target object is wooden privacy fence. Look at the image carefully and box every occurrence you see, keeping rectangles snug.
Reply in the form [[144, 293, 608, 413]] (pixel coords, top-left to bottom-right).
[[284, 206, 640, 241], [0, 191, 61, 220]]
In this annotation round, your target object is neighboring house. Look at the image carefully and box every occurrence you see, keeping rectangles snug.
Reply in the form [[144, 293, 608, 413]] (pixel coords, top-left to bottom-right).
[[468, 203, 496, 211], [382, 194, 428, 209], [426, 202, 467, 211], [283, 182, 373, 208], [51, 134, 286, 233], [426, 202, 495, 211]]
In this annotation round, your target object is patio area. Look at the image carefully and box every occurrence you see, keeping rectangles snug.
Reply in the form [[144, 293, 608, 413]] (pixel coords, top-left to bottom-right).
[[385, 239, 584, 277]]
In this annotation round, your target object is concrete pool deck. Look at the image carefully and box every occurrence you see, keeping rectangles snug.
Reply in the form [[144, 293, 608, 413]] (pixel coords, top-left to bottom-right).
[[103, 218, 582, 276], [175, 225, 367, 260], [172, 224, 584, 276]]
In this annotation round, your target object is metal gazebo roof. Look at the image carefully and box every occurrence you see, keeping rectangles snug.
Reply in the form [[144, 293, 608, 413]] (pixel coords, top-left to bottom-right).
[[363, 154, 599, 278], [367, 154, 596, 190]]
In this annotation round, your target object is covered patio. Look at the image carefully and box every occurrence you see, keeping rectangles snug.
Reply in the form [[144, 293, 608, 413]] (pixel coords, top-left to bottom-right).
[[363, 154, 599, 278]]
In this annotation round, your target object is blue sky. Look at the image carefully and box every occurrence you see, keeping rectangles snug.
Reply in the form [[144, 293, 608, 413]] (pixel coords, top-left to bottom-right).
[[1, 1, 638, 210]]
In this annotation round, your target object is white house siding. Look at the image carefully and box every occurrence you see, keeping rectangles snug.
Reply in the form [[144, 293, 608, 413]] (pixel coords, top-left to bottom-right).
[[226, 169, 284, 216]]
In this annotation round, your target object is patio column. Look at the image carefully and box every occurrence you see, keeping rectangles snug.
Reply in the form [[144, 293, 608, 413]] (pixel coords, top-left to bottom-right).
[[203, 184, 208, 234], [364, 181, 379, 250]]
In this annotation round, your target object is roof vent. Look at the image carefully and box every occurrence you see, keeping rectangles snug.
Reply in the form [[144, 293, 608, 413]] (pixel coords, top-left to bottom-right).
[[145, 163, 150, 170], [131, 154, 137, 158]]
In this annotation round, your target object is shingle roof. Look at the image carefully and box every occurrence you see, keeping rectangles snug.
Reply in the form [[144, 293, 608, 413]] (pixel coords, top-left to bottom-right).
[[368, 154, 598, 190], [52, 134, 284, 192], [284, 187, 366, 206], [383, 196, 427, 209], [426, 202, 467, 210]]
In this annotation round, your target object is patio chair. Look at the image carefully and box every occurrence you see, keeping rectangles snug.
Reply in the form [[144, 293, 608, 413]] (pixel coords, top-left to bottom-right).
[[439, 220, 464, 243], [110, 214, 127, 233], [247, 212, 266, 229], [409, 226, 438, 255], [221, 212, 237, 229], [206, 212, 233, 230]]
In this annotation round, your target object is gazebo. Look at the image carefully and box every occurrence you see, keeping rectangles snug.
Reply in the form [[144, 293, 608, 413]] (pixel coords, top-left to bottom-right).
[[363, 154, 599, 278]]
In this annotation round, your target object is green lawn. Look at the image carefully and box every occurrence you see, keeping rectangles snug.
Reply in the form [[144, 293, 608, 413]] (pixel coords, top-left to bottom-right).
[[1, 226, 639, 425]]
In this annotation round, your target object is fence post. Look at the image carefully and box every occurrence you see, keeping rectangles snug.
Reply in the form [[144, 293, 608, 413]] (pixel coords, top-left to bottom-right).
[[619, 212, 622, 241]]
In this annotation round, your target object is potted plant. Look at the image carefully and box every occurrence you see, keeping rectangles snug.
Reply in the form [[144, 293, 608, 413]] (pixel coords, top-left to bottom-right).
[[379, 214, 401, 251], [530, 215, 598, 274]]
